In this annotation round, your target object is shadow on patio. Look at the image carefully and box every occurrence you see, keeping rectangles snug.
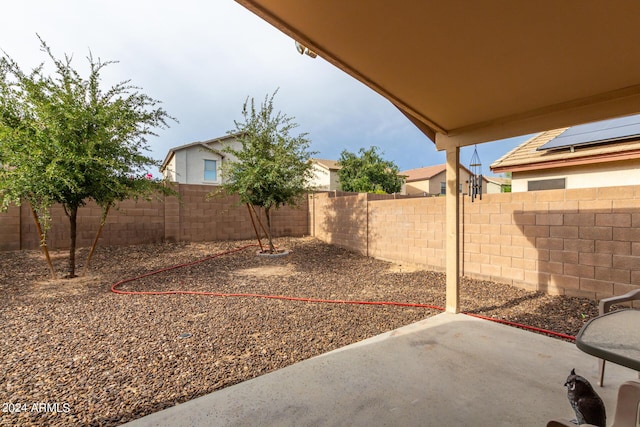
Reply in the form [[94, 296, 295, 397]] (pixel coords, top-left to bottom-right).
[[123, 313, 636, 426]]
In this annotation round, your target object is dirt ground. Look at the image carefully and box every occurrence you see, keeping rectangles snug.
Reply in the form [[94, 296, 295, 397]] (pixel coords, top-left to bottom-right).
[[0, 237, 600, 426]]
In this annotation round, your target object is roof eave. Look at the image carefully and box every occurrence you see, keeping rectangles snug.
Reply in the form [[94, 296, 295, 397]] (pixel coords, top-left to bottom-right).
[[236, 1, 640, 149]]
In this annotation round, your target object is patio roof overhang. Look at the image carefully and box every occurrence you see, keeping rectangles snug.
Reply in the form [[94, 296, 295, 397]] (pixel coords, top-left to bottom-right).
[[235, 1, 640, 149], [235, 0, 640, 312]]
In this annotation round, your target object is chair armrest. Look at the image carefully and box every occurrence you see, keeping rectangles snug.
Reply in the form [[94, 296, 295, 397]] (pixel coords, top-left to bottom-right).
[[599, 289, 640, 314], [546, 419, 597, 427]]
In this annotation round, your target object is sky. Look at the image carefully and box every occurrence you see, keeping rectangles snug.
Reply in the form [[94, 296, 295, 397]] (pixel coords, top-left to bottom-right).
[[1, 0, 533, 177]]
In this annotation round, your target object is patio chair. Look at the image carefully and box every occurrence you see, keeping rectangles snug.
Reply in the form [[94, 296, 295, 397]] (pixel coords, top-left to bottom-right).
[[546, 380, 640, 427], [598, 289, 640, 387]]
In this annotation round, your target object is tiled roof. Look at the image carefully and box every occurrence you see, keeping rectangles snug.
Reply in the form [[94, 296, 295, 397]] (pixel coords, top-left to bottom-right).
[[485, 176, 511, 185], [490, 128, 640, 173], [400, 164, 474, 182], [311, 158, 342, 170], [400, 164, 446, 182]]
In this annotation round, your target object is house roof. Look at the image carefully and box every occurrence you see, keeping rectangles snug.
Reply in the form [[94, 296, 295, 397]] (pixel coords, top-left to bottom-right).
[[160, 133, 240, 172], [236, 1, 640, 150], [485, 176, 511, 186], [401, 165, 445, 182], [537, 114, 640, 151], [401, 164, 473, 183], [490, 125, 640, 174], [311, 158, 341, 171]]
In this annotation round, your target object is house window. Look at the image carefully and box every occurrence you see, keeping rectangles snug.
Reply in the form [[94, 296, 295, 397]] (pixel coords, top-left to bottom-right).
[[440, 182, 463, 195], [204, 160, 217, 181], [527, 178, 565, 191]]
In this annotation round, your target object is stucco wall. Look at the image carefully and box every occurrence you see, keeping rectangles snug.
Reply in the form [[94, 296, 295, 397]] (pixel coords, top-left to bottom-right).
[[512, 158, 640, 192], [485, 180, 503, 194], [404, 180, 433, 196], [329, 170, 341, 191], [181, 145, 224, 185], [309, 164, 341, 191], [163, 139, 241, 185], [309, 186, 640, 300], [164, 155, 178, 182], [309, 164, 330, 190], [404, 168, 475, 196]]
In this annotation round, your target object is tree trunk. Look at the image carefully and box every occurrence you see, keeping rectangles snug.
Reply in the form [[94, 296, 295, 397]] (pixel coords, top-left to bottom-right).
[[66, 205, 78, 278], [246, 205, 276, 253], [264, 206, 275, 253], [83, 203, 110, 276], [29, 202, 56, 279], [246, 203, 264, 252]]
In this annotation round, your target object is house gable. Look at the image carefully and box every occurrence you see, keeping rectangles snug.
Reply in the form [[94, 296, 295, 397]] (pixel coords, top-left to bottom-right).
[[161, 134, 241, 185]]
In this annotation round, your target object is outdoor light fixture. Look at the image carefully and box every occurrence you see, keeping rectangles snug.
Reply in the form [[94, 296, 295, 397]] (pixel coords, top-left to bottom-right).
[[295, 41, 317, 58]]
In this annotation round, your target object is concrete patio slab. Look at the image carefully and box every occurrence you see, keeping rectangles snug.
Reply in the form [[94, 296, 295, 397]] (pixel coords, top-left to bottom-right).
[[123, 313, 637, 426]]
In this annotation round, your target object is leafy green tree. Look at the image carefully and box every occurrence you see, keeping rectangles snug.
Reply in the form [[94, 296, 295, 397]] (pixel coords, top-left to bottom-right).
[[502, 171, 512, 193], [337, 146, 404, 194], [0, 37, 175, 278], [220, 90, 316, 253]]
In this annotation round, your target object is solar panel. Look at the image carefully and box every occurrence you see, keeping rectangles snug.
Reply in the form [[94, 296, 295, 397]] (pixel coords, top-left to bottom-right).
[[537, 115, 640, 151]]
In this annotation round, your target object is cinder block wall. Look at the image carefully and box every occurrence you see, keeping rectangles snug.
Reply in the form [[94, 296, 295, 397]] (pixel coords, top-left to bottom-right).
[[309, 192, 368, 255], [368, 197, 446, 268], [0, 205, 20, 251], [309, 186, 640, 300], [177, 185, 308, 242], [15, 198, 166, 250], [0, 184, 308, 251]]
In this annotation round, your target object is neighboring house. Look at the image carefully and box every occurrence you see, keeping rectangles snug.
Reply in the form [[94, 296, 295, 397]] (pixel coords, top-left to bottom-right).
[[400, 164, 480, 196], [484, 176, 511, 193], [490, 115, 640, 192], [160, 134, 242, 185], [308, 158, 342, 191]]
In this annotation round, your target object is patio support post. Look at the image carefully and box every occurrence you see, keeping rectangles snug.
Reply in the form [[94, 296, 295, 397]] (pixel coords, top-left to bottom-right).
[[445, 146, 460, 313]]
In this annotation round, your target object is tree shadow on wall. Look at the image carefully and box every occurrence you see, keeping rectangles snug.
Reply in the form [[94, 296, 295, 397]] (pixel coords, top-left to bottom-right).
[[310, 191, 379, 257]]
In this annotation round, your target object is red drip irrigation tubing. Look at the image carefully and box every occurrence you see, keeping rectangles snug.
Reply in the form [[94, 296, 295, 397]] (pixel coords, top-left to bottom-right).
[[110, 244, 576, 341]]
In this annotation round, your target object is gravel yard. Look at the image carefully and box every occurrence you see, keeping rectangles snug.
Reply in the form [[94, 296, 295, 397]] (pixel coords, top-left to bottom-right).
[[1, 236, 599, 426]]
